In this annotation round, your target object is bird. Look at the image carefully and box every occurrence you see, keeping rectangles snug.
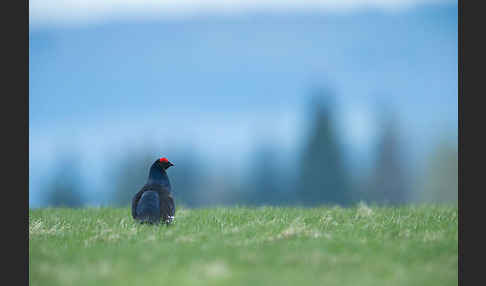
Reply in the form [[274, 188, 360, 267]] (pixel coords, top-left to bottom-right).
[[131, 157, 175, 225]]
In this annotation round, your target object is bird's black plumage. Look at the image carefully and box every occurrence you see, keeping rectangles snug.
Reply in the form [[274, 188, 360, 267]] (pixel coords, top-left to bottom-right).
[[131, 158, 175, 225]]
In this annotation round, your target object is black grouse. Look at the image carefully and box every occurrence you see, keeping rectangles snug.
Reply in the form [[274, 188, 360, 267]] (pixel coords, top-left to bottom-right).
[[131, 157, 175, 224]]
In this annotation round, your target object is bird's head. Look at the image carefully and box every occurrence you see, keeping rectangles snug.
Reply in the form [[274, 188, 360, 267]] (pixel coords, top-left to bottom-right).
[[154, 157, 174, 170]]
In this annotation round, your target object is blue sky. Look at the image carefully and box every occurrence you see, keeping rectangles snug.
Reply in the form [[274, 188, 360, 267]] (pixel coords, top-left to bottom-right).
[[29, 0, 458, 206]]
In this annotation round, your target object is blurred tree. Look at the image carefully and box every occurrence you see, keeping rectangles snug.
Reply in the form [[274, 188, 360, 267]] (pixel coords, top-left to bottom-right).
[[418, 140, 457, 204], [43, 154, 85, 207], [247, 144, 281, 206], [365, 112, 409, 204], [169, 150, 204, 207], [111, 148, 156, 206], [298, 89, 353, 206]]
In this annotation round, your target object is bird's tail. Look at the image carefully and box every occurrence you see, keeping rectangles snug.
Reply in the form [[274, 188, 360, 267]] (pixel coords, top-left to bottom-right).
[[159, 192, 176, 225]]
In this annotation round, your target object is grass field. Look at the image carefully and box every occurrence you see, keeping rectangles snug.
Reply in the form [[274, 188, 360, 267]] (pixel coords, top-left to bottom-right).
[[29, 204, 457, 286]]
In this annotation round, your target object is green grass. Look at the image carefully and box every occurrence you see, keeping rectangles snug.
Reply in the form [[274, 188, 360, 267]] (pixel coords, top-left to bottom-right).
[[29, 204, 457, 286]]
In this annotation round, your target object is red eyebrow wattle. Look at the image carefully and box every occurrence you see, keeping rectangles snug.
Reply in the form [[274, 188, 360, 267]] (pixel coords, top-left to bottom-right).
[[159, 157, 169, 163]]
